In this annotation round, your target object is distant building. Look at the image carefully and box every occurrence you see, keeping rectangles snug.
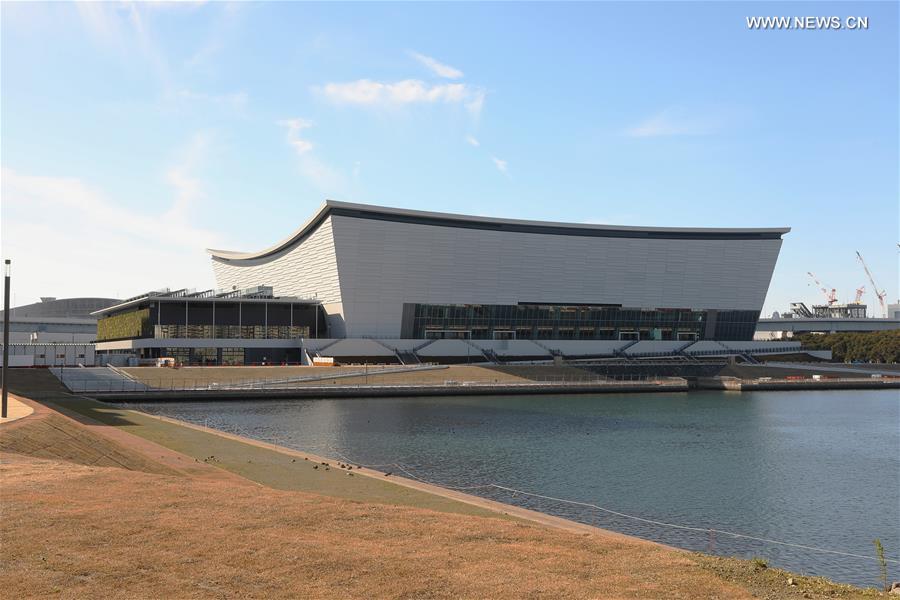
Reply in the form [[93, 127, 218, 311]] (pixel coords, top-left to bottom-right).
[[755, 316, 900, 339], [889, 303, 900, 320], [757, 299, 900, 339], [0, 297, 118, 366], [789, 301, 867, 319], [208, 201, 790, 341]]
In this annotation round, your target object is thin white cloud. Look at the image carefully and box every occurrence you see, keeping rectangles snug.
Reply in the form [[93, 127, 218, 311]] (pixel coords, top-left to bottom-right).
[[278, 118, 315, 154], [626, 108, 726, 138], [467, 137, 508, 177], [167, 89, 248, 109], [278, 118, 345, 193], [165, 132, 210, 219], [465, 90, 486, 117], [1, 165, 221, 303], [74, 2, 123, 45], [75, 2, 242, 107], [314, 79, 486, 116], [184, 2, 243, 69], [299, 157, 345, 193], [409, 51, 464, 79]]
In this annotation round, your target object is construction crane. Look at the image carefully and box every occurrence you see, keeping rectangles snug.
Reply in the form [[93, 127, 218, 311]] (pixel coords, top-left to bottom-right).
[[854, 286, 866, 304], [807, 272, 837, 305], [855, 251, 887, 318]]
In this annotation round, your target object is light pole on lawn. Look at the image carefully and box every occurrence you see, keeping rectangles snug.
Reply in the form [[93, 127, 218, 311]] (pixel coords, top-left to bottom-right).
[[2, 259, 11, 419], [314, 292, 319, 339]]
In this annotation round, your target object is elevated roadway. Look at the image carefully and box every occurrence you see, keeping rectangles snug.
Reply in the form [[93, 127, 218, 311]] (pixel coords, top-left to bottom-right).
[[756, 317, 900, 335]]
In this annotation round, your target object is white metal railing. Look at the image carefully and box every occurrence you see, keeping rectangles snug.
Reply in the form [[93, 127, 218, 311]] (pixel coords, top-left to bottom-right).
[[55, 375, 687, 394]]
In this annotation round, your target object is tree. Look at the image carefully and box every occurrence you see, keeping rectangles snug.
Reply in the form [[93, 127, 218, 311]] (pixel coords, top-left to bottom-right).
[[793, 331, 900, 363]]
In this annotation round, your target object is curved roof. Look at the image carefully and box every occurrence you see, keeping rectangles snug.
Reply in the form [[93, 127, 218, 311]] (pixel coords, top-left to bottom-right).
[[207, 200, 791, 263], [0, 297, 120, 320]]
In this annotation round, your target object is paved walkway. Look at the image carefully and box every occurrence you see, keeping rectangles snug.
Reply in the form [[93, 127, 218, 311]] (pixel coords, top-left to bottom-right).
[[0, 395, 35, 424], [50, 366, 148, 393]]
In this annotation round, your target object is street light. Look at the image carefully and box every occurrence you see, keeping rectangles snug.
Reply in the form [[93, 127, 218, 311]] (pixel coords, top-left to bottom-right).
[[2, 259, 11, 419]]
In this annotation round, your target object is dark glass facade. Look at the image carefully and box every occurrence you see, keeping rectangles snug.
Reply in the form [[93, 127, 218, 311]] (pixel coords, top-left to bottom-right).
[[152, 346, 296, 365], [97, 299, 326, 342], [401, 303, 759, 341]]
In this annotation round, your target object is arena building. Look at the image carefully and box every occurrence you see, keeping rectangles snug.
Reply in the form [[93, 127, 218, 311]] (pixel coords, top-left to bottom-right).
[[0, 297, 118, 366], [208, 201, 789, 342]]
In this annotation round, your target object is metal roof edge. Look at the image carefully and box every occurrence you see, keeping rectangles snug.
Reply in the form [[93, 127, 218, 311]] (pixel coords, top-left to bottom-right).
[[207, 199, 791, 263]]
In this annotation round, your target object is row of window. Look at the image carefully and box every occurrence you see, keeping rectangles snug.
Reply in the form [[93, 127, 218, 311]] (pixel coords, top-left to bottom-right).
[[221, 348, 245, 365], [423, 327, 700, 341], [407, 304, 759, 341], [415, 304, 709, 323], [162, 347, 244, 366], [155, 325, 310, 340], [97, 303, 324, 342]]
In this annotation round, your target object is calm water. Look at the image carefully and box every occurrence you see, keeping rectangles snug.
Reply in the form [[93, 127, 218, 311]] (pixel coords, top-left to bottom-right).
[[134, 390, 899, 588]]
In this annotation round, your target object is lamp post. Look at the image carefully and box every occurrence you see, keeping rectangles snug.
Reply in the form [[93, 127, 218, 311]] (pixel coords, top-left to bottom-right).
[[2, 259, 11, 419]]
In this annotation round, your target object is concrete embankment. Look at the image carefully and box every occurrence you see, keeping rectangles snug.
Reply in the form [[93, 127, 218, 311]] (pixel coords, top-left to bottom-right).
[[695, 376, 900, 392], [90, 379, 689, 402]]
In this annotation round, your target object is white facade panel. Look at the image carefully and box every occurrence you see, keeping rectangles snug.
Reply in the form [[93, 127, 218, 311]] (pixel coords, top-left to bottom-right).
[[468, 340, 551, 357], [209, 203, 786, 339], [537, 341, 629, 357], [330, 216, 783, 337], [324, 339, 396, 357], [211, 216, 341, 304]]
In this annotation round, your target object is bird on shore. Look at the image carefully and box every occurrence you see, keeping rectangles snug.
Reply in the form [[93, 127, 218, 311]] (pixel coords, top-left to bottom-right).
[[313, 465, 319, 470], [385, 471, 392, 477]]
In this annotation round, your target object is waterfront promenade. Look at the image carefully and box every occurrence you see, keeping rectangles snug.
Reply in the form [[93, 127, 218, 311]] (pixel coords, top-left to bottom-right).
[[47, 362, 900, 402]]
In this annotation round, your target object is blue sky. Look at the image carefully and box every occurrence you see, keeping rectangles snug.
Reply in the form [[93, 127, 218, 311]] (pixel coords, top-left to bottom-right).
[[2, 1, 897, 316]]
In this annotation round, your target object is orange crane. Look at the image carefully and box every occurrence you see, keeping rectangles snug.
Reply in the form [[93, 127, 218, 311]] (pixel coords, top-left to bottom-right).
[[855, 251, 887, 318], [853, 286, 866, 304], [807, 272, 837, 305]]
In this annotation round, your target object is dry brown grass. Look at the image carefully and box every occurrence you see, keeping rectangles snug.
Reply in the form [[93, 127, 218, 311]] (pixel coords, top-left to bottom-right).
[[2, 452, 758, 600], [488, 364, 600, 381], [0, 406, 176, 475], [693, 555, 882, 600]]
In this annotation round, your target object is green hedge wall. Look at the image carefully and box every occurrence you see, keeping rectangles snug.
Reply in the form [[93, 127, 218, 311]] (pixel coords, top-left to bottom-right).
[[97, 308, 151, 342]]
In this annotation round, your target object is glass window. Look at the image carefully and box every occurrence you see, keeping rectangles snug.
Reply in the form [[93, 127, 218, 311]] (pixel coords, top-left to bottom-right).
[[408, 303, 757, 341]]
